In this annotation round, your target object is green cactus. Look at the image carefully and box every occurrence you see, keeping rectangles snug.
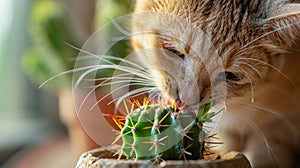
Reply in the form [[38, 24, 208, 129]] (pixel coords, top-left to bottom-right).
[[119, 101, 216, 162]]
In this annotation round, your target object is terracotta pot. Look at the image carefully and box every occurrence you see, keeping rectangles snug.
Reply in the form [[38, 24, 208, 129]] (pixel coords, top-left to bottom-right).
[[76, 146, 251, 168]]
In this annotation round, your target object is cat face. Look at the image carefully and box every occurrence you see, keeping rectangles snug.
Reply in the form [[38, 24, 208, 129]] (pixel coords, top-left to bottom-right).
[[131, 0, 300, 107]]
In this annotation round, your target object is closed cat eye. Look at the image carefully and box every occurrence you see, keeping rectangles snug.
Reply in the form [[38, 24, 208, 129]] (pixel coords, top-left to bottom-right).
[[164, 47, 185, 60]]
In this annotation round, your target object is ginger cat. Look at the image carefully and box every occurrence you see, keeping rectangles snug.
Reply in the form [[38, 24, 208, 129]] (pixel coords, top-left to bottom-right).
[[130, 0, 300, 167]]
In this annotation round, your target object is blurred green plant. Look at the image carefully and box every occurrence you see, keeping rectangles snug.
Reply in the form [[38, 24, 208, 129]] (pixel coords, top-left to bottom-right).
[[95, 0, 133, 26], [22, 0, 79, 90], [23, 0, 133, 91]]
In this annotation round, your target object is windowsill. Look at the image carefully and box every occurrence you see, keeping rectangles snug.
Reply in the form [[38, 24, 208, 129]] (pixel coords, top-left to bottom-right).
[[0, 116, 69, 167], [0, 117, 51, 151]]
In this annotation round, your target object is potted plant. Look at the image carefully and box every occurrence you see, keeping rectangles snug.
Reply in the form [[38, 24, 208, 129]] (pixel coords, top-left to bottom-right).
[[76, 101, 251, 168]]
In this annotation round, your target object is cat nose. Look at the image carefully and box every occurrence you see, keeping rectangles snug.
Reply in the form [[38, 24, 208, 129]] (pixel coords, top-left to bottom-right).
[[178, 82, 201, 106]]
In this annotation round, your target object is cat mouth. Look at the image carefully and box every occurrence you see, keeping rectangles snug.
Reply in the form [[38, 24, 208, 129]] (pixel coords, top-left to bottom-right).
[[178, 98, 213, 112]]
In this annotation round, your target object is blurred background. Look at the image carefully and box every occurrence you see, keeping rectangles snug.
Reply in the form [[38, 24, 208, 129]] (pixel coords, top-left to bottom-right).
[[0, 0, 132, 167]]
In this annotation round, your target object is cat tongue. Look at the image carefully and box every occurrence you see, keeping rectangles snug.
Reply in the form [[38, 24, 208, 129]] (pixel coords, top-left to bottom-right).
[[176, 99, 183, 108]]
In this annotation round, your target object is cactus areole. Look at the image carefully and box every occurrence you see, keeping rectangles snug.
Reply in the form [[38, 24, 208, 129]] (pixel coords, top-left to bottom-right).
[[119, 101, 216, 163]]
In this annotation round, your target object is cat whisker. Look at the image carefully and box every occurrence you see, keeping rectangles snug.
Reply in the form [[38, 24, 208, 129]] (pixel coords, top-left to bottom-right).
[[246, 119, 280, 167], [90, 82, 144, 111], [62, 44, 151, 82], [64, 43, 147, 77], [78, 77, 113, 113], [44, 42, 153, 89], [113, 87, 157, 108], [100, 55, 148, 73], [41, 41, 159, 115], [80, 75, 154, 110], [86, 73, 149, 82], [78, 72, 149, 112], [97, 71, 153, 85], [237, 57, 294, 85], [100, 87, 156, 114], [238, 21, 300, 55], [62, 41, 99, 59], [235, 101, 297, 140], [88, 79, 155, 89], [148, 89, 161, 101], [238, 69, 255, 103], [86, 72, 153, 90], [73, 64, 152, 89], [235, 42, 271, 58], [234, 43, 284, 59], [39, 65, 102, 89], [238, 61, 265, 82], [73, 57, 156, 112]]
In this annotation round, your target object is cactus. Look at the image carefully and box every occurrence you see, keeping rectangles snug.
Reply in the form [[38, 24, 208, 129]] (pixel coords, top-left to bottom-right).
[[118, 101, 216, 162]]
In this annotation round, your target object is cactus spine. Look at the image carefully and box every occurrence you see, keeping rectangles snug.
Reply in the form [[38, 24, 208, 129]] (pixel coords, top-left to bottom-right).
[[120, 101, 215, 162]]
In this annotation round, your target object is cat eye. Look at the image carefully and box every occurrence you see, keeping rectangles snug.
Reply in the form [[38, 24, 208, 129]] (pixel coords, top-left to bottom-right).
[[224, 72, 241, 81], [164, 47, 185, 60], [218, 71, 241, 82]]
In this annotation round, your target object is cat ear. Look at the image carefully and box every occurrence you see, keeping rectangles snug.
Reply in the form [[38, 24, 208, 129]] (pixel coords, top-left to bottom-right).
[[266, 4, 300, 47]]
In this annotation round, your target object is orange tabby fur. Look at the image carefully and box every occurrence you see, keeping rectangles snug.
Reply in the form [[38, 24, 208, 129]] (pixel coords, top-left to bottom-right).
[[131, 0, 300, 167]]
